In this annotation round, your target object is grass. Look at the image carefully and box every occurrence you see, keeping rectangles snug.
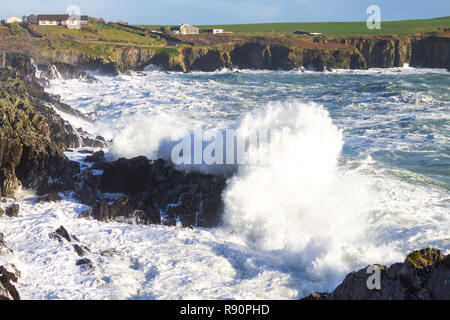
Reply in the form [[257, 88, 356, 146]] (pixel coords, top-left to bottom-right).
[[36, 23, 165, 46], [142, 16, 450, 37], [40, 39, 118, 59]]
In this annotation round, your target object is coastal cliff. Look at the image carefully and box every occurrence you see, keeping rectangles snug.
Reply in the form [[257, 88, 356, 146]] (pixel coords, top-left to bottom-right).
[[0, 53, 226, 228], [34, 34, 449, 74], [335, 35, 450, 69]]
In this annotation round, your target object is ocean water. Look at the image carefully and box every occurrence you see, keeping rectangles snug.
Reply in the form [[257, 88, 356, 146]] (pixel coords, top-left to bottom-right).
[[3, 66, 448, 299]]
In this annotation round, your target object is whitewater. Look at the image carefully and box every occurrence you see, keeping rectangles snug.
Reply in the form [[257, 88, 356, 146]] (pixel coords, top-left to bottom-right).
[[1, 66, 449, 299]]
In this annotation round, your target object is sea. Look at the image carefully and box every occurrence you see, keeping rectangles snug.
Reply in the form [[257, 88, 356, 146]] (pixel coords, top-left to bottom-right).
[[1, 65, 448, 299]]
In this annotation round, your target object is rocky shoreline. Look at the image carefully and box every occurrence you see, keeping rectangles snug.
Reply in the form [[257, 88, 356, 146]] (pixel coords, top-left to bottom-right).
[[0, 52, 227, 228], [304, 248, 450, 300], [0, 51, 448, 300], [33, 34, 450, 74]]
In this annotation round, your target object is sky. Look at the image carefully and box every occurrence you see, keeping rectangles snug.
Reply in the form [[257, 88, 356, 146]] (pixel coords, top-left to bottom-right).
[[1, 0, 449, 25]]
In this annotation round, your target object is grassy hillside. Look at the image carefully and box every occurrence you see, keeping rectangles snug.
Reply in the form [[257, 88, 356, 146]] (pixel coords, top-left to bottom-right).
[[144, 16, 450, 37], [35, 23, 165, 46]]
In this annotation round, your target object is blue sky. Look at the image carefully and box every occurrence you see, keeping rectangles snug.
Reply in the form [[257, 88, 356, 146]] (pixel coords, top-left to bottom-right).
[[1, 0, 449, 25]]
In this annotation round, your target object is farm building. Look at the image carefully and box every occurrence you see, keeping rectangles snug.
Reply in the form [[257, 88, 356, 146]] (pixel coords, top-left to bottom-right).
[[37, 14, 88, 29], [203, 28, 232, 34], [170, 24, 199, 35]]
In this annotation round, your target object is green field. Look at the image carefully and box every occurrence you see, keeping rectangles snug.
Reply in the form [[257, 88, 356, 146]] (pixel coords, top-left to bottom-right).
[[143, 16, 450, 37], [36, 23, 165, 46]]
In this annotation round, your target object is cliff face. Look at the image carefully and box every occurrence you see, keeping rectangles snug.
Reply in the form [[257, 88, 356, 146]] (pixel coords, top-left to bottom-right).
[[0, 52, 104, 197], [337, 35, 449, 69], [36, 34, 449, 74]]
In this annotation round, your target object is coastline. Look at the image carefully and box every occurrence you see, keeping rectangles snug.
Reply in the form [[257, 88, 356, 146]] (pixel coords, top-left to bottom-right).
[[0, 50, 449, 300]]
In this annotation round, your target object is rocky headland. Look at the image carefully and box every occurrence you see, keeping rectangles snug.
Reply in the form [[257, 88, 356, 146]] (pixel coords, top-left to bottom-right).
[[29, 34, 449, 74]]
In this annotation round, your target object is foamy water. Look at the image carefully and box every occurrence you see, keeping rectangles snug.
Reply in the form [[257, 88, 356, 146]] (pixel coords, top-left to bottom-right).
[[4, 67, 447, 299]]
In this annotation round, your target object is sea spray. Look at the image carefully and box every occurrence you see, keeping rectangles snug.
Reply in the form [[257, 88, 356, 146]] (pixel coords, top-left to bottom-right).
[[44, 69, 450, 296], [223, 102, 371, 277]]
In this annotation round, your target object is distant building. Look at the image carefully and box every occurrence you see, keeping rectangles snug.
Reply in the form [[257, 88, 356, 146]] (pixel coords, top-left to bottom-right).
[[170, 24, 199, 35], [6, 16, 23, 24], [203, 28, 232, 35], [294, 30, 323, 36], [37, 14, 88, 29]]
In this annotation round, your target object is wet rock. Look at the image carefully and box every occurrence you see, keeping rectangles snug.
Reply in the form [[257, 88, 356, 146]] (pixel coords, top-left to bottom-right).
[[100, 156, 152, 194], [49, 226, 72, 243], [40, 62, 97, 82], [35, 192, 63, 204], [303, 248, 450, 300], [84, 151, 105, 163], [81, 136, 105, 148], [76, 258, 94, 270], [0, 233, 13, 256], [5, 204, 19, 217], [0, 264, 21, 300], [78, 157, 225, 228], [73, 244, 90, 257]]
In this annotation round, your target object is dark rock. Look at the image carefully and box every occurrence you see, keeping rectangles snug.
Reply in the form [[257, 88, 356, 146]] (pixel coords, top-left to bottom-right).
[[0, 61, 83, 197], [100, 156, 152, 193], [0, 233, 13, 256], [49, 226, 72, 243], [81, 136, 105, 148], [73, 244, 90, 257], [5, 204, 19, 217], [76, 258, 94, 270], [35, 192, 63, 204], [77, 157, 226, 228], [0, 264, 21, 300], [84, 151, 105, 163], [303, 248, 450, 300]]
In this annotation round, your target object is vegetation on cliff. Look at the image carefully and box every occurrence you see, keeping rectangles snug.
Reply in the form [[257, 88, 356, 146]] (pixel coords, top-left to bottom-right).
[[0, 17, 448, 74], [0, 53, 84, 197]]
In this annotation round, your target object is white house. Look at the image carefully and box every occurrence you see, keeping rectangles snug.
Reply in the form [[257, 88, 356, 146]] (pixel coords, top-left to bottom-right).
[[212, 29, 224, 34], [170, 24, 199, 35], [37, 14, 88, 29], [6, 16, 23, 24]]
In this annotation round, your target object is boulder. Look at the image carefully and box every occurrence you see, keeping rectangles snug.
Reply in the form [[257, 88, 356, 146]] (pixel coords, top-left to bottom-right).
[[76, 258, 94, 270], [99, 156, 152, 194], [5, 204, 19, 217], [77, 157, 226, 228], [49, 226, 72, 243], [0, 233, 13, 256], [0, 264, 21, 300], [303, 248, 450, 300], [84, 151, 105, 163]]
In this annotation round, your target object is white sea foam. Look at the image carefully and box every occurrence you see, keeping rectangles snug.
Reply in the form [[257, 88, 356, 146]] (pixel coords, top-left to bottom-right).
[[223, 102, 374, 277], [24, 68, 450, 299]]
